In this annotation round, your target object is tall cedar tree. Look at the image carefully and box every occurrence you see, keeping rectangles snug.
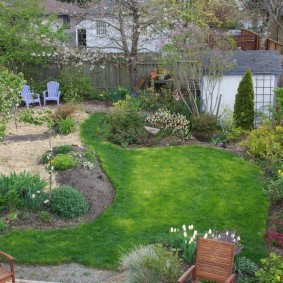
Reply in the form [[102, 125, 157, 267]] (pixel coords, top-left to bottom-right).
[[233, 68, 255, 129]]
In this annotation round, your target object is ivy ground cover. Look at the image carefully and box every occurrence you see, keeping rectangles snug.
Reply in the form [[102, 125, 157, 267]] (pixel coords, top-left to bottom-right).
[[0, 113, 268, 268]]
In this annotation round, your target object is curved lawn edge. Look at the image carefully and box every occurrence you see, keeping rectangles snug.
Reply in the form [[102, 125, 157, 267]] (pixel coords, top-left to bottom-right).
[[0, 113, 268, 268]]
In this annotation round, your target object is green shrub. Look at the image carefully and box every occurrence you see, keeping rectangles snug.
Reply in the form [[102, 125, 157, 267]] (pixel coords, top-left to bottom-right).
[[0, 171, 47, 210], [136, 89, 176, 112], [120, 244, 183, 283], [41, 145, 73, 164], [59, 67, 95, 103], [274, 87, 283, 125], [106, 100, 146, 146], [50, 185, 88, 218], [91, 86, 130, 103], [84, 150, 96, 163], [50, 104, 77, 135], [51, 154, 76, 170], [235, 256, 258, 282], [57, 117, 76, 135], [191, 114, 219, 141], [240, 124, 283, 162], [255, 253, 283, 283], [266, 168, 283, 203], [54, 145, 73, 155], [233, 68, 255, 130], [0, 219, 7, 232]]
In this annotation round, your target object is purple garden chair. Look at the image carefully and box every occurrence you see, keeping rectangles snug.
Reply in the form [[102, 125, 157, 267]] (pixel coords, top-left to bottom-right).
[[43, 81, 61, 106], [20, 85, 41, 108]]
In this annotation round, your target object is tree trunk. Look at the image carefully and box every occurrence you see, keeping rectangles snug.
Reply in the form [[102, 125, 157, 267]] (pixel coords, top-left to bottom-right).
[[128, 55, 138, 95]]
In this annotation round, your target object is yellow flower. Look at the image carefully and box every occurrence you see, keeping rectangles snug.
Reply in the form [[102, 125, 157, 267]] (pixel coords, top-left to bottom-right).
[[276, 275, 281, 282]]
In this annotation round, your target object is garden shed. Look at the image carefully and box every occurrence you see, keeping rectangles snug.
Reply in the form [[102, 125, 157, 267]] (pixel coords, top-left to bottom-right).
[[201, 51, 282, 124]]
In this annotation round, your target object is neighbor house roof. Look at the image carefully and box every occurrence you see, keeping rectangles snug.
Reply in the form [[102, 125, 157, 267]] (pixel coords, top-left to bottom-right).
[[226, 50, 282, 75], [40, 0, 84, 15]]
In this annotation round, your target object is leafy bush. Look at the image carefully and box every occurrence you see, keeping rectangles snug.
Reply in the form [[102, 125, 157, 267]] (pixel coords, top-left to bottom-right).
[[191, 114, 219, 141], [50, 185, 88, 218], [255, 253, 283, 283], [51, 104, 76, 135], [91, 86, 130, 103], [233, 68, 255, 130], [54, 145, 73, 155], [240, 124, 283, 163], [52, 104, 76, 121], [266, 216, 283, 248], [57, 117, 76, 135], [136, 89, 176, 112], [41, 145, 73, 164], [0, 171, 47, 210], [274, 88, 283, 125], [0, 219, 7, 232], [51, 154, 76, 170], [106, 100, 146, 146], [120, 244, 183, 283], [235, 256, 258, 280], [147, 109, 191, 139], [59, 67, 95, 103], [0, 68, 25, 139], [266, 168, 283, 203], [84, 150, 96, 163]]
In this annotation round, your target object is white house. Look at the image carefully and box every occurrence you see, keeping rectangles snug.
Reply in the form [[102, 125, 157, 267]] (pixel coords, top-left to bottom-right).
[[75, 3, 159, 52], [201, 51, 282, 123], [40, 0, 84, 46]]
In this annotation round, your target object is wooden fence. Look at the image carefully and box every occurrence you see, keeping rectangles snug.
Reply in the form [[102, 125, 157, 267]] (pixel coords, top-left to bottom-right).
[[234, 28, 283, 53], [36, 53, 158, 90]]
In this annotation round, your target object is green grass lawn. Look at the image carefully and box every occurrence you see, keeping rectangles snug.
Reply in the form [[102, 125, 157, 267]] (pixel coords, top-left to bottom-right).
[[0, 113, 268, 268]]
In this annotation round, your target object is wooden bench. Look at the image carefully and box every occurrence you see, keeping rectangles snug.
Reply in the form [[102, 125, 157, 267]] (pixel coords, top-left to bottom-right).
[[0, 251, 15, 283], [177, 238, 236, 283]]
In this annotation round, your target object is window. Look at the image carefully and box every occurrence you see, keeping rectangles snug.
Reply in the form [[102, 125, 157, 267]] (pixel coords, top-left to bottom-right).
[[96, 21, 107, 35], [77, 29, 87, 47], [58, 15, 70, 28]]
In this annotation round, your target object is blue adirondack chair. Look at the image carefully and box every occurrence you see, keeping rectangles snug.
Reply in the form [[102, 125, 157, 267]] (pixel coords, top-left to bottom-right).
[[43, 81, 61, 106], [20, 85, 41, 108]]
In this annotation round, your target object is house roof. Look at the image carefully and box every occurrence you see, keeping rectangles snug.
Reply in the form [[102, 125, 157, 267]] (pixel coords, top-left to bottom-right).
[[226, 50, 282, 75], [40, 0, 84, 15]]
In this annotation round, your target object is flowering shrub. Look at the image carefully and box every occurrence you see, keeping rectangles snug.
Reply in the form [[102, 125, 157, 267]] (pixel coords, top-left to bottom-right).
[[0, 68, 25, 139], [255, 253, 283, 283], [169, 224, 242, 265], [147, 109, 191, 139]]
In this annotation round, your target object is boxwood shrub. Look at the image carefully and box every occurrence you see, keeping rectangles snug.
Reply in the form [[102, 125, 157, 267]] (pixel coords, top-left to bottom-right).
[[50, 185, 88, 218]]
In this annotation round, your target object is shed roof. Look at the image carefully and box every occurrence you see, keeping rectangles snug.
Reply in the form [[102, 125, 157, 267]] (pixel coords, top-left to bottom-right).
[[226, 50, 282, 75]]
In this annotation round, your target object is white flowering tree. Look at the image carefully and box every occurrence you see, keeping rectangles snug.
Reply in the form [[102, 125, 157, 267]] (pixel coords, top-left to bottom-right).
[[0, 0, 66, 76], [0, 68, 25, 139]]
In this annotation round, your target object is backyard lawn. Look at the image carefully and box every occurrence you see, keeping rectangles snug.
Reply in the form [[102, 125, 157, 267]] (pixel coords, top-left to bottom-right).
[[0, 113, 268, 268]]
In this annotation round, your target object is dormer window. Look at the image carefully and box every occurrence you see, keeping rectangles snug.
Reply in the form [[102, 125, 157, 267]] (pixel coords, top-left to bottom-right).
[[97, 21, 107, 35]]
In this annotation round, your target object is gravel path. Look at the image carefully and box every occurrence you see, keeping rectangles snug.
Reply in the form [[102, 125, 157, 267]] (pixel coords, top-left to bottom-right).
[[15, 263, 126, 283]]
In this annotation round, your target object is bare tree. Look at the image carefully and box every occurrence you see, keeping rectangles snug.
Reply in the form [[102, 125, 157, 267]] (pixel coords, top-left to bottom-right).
[[79, 0, 159, 93], [241, 0, 283, 48]]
